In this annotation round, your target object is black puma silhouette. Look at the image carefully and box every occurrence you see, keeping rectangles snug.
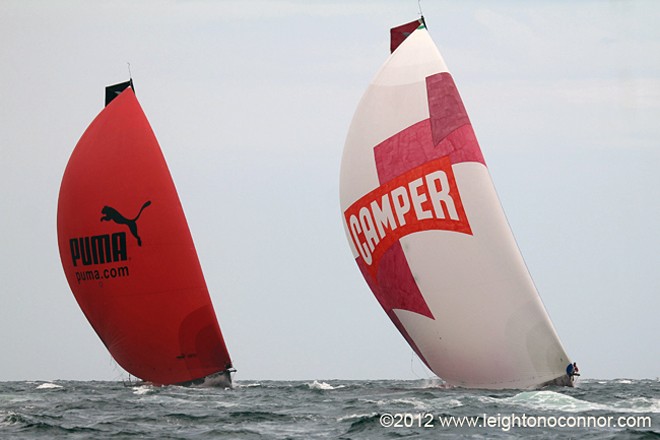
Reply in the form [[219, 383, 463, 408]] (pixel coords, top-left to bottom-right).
[[100, 201, 152, 246]]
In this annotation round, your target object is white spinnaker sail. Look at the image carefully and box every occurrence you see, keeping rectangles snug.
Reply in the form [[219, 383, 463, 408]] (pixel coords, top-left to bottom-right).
[[340, 23, 570, 389]]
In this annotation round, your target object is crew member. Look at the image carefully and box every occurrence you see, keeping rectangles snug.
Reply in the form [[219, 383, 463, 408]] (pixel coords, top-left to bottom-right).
[[566, 362, 580, 381]]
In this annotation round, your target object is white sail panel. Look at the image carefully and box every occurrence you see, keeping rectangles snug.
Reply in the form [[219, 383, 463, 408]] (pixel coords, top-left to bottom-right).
[[396, 164, 569, 388], [340, 30, 449, 235]]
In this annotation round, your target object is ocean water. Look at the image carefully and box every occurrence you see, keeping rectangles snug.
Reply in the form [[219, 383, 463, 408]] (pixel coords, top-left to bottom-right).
[[0, 379, 657, 439]]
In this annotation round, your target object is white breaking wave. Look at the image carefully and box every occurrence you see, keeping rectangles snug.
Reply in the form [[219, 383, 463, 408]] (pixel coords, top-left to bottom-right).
[[448, 399, 464, 408], [0, 411, 17, 427], [505, 391, 602, 412], [308, 380, 344, 390], [504, 390, 660, 414], [359, 397, 433, 410], [610, 397, 660, 414], [419, 378, 453, 389], [235, 382, 262, 388], [36, 382, 63, 390], [381, 398, 428, 410], [132, 385, 154, 395], [337, 412, 378, 422]]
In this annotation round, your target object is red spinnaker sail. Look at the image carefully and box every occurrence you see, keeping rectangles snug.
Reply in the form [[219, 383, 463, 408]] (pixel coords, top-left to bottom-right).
[[57, 87, 232, 385]]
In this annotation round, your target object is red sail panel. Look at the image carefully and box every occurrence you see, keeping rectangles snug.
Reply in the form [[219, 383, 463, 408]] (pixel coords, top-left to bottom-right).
[[390, 18, 424, 53], [57, 88, 231, 385]]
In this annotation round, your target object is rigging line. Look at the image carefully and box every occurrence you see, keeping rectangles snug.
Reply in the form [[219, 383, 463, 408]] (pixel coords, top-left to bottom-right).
[[127, 62, 135, 94], [418, 0, 423, 18], [410, 350, 422, 379]]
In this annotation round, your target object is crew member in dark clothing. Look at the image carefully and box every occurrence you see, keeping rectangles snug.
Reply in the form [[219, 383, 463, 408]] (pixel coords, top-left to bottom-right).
[[566, 362, 580, 381]]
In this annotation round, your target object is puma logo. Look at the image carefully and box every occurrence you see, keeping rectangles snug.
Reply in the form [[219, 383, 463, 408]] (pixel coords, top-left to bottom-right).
[[100, 201, 151, 246]]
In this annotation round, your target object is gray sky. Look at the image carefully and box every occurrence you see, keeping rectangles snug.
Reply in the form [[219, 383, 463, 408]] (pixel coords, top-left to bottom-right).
[[1, 0, 658, 382]]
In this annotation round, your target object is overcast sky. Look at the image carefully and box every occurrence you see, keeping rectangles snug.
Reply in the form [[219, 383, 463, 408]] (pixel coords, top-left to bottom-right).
[[1, 1, 658, 382]]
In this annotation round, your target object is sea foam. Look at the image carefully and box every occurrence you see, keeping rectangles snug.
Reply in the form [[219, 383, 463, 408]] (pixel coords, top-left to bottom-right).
[[35, 382, 63, 390]]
